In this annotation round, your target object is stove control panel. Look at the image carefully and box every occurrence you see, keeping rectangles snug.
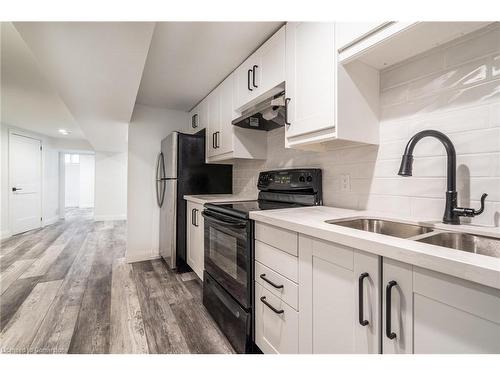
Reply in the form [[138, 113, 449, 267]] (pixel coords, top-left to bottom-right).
[[257, 168, 322, 192]]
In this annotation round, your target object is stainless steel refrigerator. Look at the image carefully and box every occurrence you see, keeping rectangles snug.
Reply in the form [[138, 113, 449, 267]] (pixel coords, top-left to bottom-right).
[[156, 130, 232, 271]]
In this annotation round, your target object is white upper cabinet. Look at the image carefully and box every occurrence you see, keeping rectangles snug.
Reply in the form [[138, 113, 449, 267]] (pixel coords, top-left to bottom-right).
[[234, 26, 286, 112], [285, 22, 379, 149], [285, 22, 336, 145], [206, 88, 220, 159], [205, 73, 267, 163], [187, 101, 207, 134]]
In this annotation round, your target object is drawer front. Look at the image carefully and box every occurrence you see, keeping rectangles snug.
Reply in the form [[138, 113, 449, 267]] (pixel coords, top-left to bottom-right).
[[255, 260, 298, 310], [255, 222, 298, 256], [255, 282, 299, 354], [255, 240, 298, 283]]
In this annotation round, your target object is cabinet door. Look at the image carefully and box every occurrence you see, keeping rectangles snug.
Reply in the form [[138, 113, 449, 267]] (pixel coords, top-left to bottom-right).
[[188, 106, 198, 134], [412, 267, 500, 354], [299, 236, 380, 354], [382, 258, 413, 354], [186, 201, 196, 271], [235, 55, 260, 110], [255, 281, 298, 354], [255, 25, 285, 97], [218, 73, 235, 156], [186, 202, 204, 280], [206, 90, 220, 158], [285, 22, 336, 143]]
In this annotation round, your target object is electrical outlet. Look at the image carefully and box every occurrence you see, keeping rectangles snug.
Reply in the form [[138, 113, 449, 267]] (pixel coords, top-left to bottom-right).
[[340, 174, 351, 192]]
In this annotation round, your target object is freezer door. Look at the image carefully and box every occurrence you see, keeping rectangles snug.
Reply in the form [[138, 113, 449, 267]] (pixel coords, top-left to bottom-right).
[[159, 179, 177, 268], [162, 132, 178, 179]]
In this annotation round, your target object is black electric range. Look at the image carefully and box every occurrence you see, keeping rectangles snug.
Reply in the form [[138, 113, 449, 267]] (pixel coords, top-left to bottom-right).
[[202, 169, 322, 353]]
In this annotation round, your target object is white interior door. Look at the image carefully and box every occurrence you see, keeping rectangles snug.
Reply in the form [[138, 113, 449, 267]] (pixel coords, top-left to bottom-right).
[[9, 133, 42, 235]]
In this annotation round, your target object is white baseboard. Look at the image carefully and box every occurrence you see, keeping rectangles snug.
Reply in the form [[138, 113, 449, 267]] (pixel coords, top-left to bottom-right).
[[44, 216, 59, 226], [1, 230, 12, 240], [125, 253, 161, 264], [94, 214, 127, 222]]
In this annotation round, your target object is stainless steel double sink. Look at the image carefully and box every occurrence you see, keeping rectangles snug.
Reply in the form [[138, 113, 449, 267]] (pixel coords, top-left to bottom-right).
[[325, 217, 500, 259]]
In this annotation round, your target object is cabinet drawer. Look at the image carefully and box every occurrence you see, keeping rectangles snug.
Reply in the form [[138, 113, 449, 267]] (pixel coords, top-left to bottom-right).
[[255, 240, 298, 283], [255, 261, 298, 310], [255, 282, 298, 354], [255, 222, 298, 256]]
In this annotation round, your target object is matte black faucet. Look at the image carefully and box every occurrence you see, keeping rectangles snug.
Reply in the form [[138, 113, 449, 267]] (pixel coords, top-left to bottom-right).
[[398, 130, 487, 225]]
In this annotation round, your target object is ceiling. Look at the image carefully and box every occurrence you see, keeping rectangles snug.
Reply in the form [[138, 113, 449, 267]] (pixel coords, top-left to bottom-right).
[[13, 22, 155, 152], [2, 22, 283, 151], [136, 22, 284, 111], [1, 22, 84, 140]]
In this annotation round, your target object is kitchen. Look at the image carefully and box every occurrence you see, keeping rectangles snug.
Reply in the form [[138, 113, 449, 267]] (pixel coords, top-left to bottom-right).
[[1, 0, 499, 372]]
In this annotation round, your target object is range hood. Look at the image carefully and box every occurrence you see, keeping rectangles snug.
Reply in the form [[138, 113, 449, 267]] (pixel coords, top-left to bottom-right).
[[232, 92, 286, 131]]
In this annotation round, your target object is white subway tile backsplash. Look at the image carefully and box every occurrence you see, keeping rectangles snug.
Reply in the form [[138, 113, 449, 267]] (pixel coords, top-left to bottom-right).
[[380, 84, 409, 106], [493, 55, 500, 77], [410, 104, 490, 135], [407, 57, 490, 99], [365, 195, 412, 216], [381, 52, 444, 90], [410, 197, 446, 221], [233, 25, 500, 226]]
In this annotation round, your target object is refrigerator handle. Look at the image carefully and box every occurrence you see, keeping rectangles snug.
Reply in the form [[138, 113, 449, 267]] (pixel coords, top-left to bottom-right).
[[156, 152, 166, 208]]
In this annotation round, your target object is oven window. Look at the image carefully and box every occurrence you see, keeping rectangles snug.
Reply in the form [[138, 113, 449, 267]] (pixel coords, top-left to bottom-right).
[[209, 227, 238, 279]]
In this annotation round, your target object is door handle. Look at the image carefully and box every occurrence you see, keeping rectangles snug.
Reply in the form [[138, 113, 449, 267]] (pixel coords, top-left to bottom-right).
[[12, 187, 22, 192], [192, 113, 198, 128], [386, 280, 398, 340], [358, 273, 369, 326], [252, 65, 258, 88], [260, 296, 284, 314], [259, 274, 283, 289], [212, 132, 216, 149], [247, 69, 253, 91], [285, 98, 291, 126], [194, 209, 199, 227], [191, 208, 196, 226]]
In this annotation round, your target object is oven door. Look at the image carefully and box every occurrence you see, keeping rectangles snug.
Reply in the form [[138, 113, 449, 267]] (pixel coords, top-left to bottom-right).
[[202, 209, 251, 309]]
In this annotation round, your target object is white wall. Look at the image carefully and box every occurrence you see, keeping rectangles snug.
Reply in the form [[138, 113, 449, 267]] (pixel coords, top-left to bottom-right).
[[94, 151, 127, 221], [79, 154, 95, 208], [233, 25, 500, 227], [126, 103, 189, 263], [65, 162, 80, 207]]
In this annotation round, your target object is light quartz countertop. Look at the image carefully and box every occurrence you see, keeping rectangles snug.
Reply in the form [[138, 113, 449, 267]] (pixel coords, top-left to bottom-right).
[[249, 206, 500, 290], [184, 194, 257, 205]]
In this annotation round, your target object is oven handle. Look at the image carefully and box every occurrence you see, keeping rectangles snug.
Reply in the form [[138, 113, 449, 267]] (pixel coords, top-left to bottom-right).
[[201, 210, 247, 228]]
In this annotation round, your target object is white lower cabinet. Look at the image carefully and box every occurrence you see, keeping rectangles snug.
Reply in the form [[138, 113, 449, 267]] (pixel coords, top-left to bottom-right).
[[383, 258, 500, 354], [254, 223, 500, 354], [186, 201, 204, 280], [255, 281, 299, 354], [298, 235, 381, 353]]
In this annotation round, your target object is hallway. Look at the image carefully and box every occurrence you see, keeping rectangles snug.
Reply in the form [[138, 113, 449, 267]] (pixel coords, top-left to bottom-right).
[[0, 209, 233, 354]]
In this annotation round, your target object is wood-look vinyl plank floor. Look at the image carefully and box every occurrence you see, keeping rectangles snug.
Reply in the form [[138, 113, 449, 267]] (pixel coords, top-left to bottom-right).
[[0, 208, 235, 354]]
